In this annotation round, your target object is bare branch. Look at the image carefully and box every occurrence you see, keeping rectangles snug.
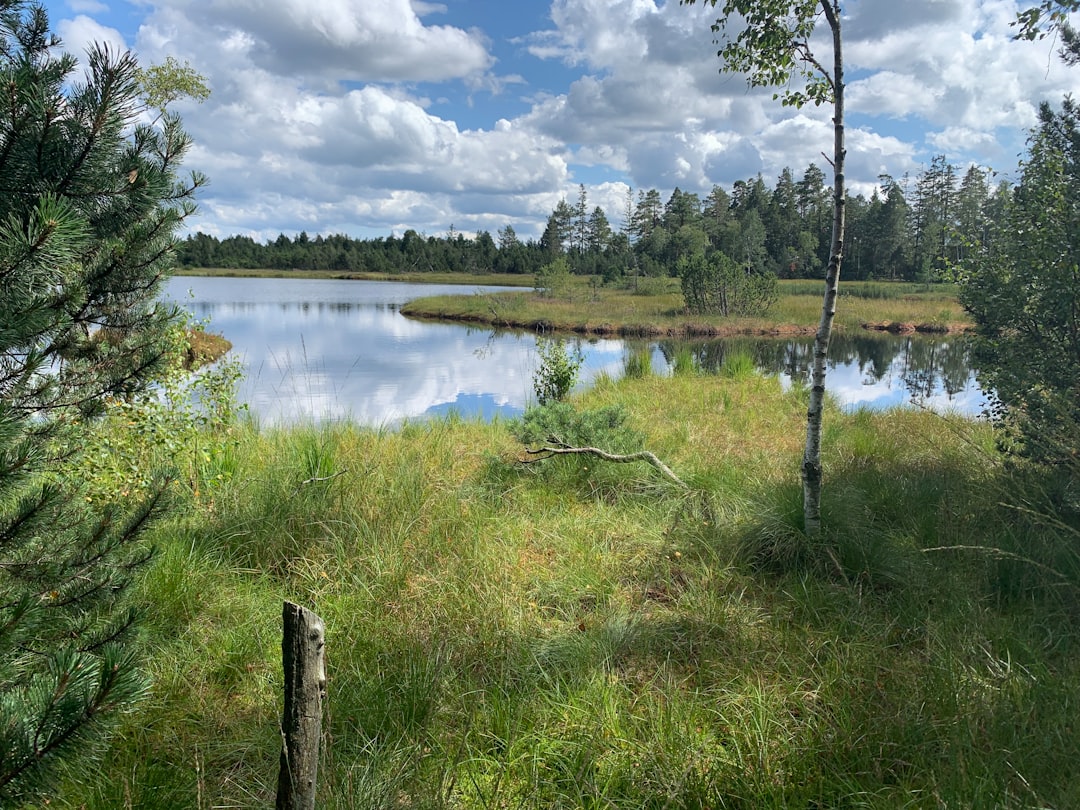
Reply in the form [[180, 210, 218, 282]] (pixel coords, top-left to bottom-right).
[[523, 445, 689, 490]]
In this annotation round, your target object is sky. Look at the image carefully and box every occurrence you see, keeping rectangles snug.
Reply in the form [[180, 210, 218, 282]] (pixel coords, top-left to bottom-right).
[[41, 0, 1080, 243]]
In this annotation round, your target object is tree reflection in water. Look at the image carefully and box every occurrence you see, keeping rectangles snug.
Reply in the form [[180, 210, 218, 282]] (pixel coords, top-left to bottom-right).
[[656, 334, 984, 413]]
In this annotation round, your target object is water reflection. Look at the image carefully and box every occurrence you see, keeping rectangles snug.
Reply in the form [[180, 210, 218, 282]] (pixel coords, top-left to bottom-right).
[[657, 333, 985, 414], [166, 276, 986, 425]]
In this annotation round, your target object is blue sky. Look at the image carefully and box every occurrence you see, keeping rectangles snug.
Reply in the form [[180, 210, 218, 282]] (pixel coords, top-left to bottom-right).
[[41, 0, 1080, 242]]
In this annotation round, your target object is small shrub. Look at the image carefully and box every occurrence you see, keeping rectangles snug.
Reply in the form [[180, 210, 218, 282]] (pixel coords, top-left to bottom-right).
[[513, 401, 643, 454], [534, 256, 573, 299], [533, 338, 584, 405], [680, 250, 779, 316], [630, 276, 672, 296]]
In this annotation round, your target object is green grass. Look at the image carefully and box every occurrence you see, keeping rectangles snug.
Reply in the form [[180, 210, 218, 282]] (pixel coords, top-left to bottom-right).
[[48, 375, 1080, 809]]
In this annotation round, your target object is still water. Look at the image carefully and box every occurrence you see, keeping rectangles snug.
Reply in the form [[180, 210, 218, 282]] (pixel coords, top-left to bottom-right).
[[165, 276, 987, 425]]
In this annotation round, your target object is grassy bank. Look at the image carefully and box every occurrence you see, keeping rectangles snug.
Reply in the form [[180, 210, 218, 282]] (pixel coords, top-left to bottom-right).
[[48, 367, 1080, 808], [401, 278, 970, 337], [175, 269, 968, 335], [175, 266, 535, 287]]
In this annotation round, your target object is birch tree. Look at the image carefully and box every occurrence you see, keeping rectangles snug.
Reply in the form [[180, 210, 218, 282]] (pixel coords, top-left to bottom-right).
[[683, 0, 846, 536]]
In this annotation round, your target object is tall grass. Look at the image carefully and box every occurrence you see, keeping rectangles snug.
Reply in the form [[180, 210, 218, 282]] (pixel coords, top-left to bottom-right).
[[622, 346, 654, 379], [48, 374, 1080, 809], [780, 279, 960, 300]]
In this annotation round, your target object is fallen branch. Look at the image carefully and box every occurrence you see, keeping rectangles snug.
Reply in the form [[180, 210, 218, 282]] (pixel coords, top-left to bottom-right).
[[291, 469, 348, 497], [524, 443, 689, 490]]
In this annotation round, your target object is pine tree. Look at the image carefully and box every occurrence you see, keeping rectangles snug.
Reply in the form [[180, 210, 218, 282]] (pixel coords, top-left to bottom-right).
[[0, 1, 205, 798]]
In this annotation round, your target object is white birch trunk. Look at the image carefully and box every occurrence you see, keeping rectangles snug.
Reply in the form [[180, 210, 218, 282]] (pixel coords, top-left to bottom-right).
[[802, 1, 846, 537]]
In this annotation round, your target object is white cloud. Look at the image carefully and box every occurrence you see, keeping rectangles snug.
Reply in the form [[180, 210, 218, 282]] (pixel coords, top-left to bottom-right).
[[148, 0, 492, 82], [41, 0, 1080, 240], [57, 15, 127, 57]]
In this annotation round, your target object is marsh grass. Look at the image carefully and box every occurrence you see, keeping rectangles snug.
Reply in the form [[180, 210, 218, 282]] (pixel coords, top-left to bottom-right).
[[49, 374, 1080, 809], [401, 278, 970, 338]]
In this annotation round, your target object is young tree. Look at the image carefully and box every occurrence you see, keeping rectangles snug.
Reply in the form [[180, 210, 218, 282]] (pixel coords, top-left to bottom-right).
[[0, 2, 205, 798], [497, 224, 521, 251], [630, 188, 663, 241], [684, 0, 847, 536], [910, 154, 957, 280]]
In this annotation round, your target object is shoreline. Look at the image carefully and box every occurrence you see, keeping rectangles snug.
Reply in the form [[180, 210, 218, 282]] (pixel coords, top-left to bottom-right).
[[173, 267, 535, 287], [400, 303, 970, 338], [177, 269, 971, 338]]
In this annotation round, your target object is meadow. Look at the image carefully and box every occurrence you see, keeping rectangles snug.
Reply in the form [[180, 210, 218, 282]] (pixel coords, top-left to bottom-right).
[[48, 354, 1080, 809]]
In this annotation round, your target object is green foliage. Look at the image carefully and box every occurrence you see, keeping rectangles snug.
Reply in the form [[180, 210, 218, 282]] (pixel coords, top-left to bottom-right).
[[534, 256, 573, 299], [670, 345, 698, 376], [680, 250, 780, 315], [515, 402, 650, 472], [958, 99, 1080, 463], [136, 56, 210, 114], [685, 0, 836, 108], [720, 349, 757, 378], [628, 276, 672, 296], [532, 338, 583, 405], [83, 324, 244, 508], [45, 377, 1080, 809], [512, 402, 647, 494], [0, 3, 204, 799]]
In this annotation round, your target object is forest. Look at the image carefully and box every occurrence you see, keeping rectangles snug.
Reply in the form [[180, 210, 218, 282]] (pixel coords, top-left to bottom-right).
[[177, 156, 992, 283]]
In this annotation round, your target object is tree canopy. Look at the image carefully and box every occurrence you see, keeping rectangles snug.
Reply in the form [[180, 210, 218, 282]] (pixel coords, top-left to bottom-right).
[[959, 99, 1080, 463]]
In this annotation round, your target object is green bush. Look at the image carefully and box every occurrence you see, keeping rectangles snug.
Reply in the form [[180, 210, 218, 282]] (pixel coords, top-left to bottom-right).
[[680, 250, 779, 316], [513, 402, 643, 453], [534, 256, 573, 299], [533, 338, 583, 405]]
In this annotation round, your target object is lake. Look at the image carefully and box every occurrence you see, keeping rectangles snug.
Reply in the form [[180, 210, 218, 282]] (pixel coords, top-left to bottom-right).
[[164, 276, 987, 425]]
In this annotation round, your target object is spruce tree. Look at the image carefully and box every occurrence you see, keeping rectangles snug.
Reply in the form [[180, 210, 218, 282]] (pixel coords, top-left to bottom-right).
[[0, 0, 204, 798]]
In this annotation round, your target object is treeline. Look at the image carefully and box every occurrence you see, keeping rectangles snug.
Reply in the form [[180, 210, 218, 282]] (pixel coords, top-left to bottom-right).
[[176, 155, 1004, 282]]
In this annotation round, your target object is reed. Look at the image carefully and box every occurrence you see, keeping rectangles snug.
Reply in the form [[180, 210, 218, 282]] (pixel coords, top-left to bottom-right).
[[49, 374, 1080, 809]]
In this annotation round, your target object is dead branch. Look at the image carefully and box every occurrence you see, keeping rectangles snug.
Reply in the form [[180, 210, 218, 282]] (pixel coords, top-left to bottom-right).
[[523, 443, 689, 490], [291, 469, 348, 497]]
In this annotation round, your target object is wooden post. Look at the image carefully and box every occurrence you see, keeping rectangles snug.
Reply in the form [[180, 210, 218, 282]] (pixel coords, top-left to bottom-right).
[[276, 601, 326, 810]]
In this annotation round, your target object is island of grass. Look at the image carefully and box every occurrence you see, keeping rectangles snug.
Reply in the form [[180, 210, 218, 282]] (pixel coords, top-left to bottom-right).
[[400, 276, 971, 337], [173, 268, 969, 337]]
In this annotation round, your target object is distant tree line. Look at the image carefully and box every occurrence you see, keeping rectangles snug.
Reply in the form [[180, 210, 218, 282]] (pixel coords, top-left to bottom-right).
[[178, 157, 1005, 282]]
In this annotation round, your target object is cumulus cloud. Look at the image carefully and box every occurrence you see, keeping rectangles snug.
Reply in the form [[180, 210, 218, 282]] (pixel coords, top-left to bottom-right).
[[57, 15, 127, 58], [151, 0, 492, 82], [40, 0, 1080, 241]]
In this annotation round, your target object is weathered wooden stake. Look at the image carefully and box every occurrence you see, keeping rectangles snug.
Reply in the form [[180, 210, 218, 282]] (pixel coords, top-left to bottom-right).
[[276, 601, 326, 810]]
